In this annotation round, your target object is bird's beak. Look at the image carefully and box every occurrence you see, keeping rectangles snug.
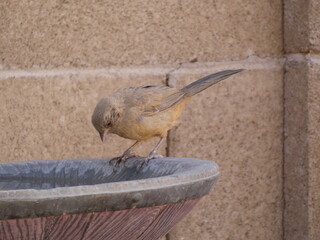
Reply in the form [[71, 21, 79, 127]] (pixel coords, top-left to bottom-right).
[[99, 131, 105, 142]]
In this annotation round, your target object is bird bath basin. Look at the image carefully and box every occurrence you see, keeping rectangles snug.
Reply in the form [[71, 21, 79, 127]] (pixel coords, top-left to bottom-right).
[[0, 157, 219, 240]]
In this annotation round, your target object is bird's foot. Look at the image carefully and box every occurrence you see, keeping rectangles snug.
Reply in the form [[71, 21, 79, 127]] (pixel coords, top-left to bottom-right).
[[138, 152, 164, 169], [109, 152, 138, 172]]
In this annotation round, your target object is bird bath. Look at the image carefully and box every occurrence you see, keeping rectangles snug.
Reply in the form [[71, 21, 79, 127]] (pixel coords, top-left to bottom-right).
[[0, 157, 219, 240]]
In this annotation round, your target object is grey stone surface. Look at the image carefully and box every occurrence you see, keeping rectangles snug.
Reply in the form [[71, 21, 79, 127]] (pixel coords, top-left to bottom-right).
[[0, 157, 218, 220]]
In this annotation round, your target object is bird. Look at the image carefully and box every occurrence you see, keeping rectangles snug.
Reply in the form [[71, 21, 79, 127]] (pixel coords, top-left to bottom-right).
[[92, 69, 244, 168]]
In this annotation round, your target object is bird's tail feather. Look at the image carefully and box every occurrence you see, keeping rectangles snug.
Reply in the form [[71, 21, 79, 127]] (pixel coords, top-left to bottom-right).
[[142, 69, 244, 116], [181, 69, 244, 97]]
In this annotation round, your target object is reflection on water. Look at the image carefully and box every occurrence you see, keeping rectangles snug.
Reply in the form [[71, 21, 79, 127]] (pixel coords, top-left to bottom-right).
[[0, 158, 176, 191]]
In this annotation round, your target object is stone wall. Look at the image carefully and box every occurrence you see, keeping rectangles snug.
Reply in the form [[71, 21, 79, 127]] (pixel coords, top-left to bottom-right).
[[0, 0, 318, 239], [284, 0, 320, 239]]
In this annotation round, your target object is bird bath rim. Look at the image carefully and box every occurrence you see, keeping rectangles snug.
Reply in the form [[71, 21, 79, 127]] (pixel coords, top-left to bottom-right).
[[0, 157, 219, 220]]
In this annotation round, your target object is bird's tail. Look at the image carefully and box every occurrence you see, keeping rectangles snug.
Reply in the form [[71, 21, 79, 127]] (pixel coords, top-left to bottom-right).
[[181, 69, 244, 97], [142, 69, 244, 116]]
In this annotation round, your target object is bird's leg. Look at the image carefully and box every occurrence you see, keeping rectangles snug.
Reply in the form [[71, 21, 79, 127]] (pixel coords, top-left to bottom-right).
[[110, 141, 140, 169], [140, 137, 165, 167]]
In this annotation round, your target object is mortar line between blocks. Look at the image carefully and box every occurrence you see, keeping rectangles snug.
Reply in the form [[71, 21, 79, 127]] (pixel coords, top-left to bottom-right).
[[0, 57, 284, 80]]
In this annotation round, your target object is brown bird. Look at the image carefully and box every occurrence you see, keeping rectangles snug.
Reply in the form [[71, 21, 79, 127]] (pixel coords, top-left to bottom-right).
[[92, 69, 243, 167]]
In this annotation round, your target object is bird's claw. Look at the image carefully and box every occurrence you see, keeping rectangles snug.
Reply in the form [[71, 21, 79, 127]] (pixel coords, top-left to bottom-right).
[[109, 157, 122, 172], [138, 152, 163, 169], [109, 152, 138, 172]]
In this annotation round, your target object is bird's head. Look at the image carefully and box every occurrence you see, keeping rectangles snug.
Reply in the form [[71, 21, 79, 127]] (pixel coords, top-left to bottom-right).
[[91, 97, 120, 142]]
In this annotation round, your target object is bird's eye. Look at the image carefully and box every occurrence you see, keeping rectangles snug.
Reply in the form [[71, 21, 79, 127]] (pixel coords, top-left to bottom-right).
[[106, 122, 112, 127]]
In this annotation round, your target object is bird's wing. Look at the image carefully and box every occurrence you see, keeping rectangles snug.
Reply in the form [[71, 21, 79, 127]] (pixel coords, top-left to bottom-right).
[[132, 85, 185, 116]]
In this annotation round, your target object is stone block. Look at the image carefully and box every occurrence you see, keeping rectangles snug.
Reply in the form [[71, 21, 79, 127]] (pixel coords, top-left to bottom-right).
[[310, 0, 320, 52], [0, 69, 167, 162], [284, 0, 320, 53], [283, 58, 308, 240], [0, 0, 282, 69], [284, 57, 320, 240], [284, 0, 310, 53], [167, 65, 283, 239], [308, 60, 320, 240]]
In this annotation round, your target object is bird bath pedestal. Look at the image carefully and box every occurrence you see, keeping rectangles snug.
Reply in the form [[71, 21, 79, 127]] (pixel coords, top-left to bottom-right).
[[0, 158, 219, 240]]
